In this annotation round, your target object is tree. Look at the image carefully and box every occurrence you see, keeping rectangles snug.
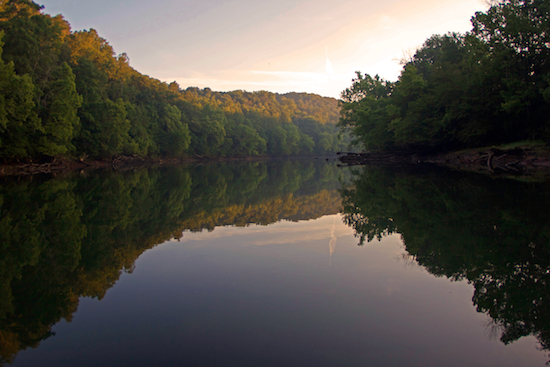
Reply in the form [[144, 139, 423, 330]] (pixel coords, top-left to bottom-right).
[[158, 104, 190, 157], [0, 32, 38, 158], [338, 72, 395, 151], [471, 0, 550, 139], [0, 0, 82, 159], [77, 98, 130, 158], [187, 105, 226, 156], [37, 62, 81, 156]]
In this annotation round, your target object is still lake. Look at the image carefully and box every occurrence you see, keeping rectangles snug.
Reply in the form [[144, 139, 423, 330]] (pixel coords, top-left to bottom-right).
[[1, 159, 549, 366]]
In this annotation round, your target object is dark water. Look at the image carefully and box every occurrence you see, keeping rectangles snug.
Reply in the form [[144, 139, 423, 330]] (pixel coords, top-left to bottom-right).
[[1, 160, 549, 366]]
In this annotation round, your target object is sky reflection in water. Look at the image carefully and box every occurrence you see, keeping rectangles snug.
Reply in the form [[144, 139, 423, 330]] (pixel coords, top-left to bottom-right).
[[12, 214, 546, 367]]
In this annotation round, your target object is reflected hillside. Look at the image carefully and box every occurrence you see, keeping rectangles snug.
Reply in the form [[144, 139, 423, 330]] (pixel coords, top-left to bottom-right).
[[340, 166, 550, 359], [0, 160, 345, 365]]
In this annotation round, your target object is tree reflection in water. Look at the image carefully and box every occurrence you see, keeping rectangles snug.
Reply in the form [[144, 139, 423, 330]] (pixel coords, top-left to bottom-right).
[[340, 166, 550, 361], [0, 160, 344, 365]]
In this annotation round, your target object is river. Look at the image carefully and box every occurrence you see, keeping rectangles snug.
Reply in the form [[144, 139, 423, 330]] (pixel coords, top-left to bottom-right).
[[1, 159, 548, 366]]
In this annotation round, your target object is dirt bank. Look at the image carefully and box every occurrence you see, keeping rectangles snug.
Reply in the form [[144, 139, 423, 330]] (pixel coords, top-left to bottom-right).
[[0, 154, 316, 176], [338, 143, 550, 178], [0, 156, 197, 176]]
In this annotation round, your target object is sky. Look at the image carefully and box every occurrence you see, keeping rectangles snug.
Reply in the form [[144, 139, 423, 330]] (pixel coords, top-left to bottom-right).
[[38, 0, 489, 98]]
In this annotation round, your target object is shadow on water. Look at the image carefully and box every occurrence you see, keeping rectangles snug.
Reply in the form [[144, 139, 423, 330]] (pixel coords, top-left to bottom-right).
[[0, 160, 345, 365], [340, 165, 550, 362]]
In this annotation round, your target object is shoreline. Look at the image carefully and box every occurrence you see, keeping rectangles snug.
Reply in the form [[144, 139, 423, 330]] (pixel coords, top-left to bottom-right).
[[337, 143, 550, 178], [3, 144, 550, 178], [423, 147, 550, 175], [0, 154, 340, 177]]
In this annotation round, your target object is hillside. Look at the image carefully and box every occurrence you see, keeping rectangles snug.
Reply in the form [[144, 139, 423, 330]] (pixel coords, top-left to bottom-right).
[[0, 0, 345, 163]]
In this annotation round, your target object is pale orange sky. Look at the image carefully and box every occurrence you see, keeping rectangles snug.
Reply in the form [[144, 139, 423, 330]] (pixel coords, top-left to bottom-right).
[[40, 0, 488, 98]]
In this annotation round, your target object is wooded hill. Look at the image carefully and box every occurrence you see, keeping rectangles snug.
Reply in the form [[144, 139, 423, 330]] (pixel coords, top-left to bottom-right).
[[0, 0, 345, 162], [339, 0, 550, 154]]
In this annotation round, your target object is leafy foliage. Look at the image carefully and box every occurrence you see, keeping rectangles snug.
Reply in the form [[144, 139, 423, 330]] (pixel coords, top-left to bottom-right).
[[0, 1, 345, 161], [339, 0, 550, 152]]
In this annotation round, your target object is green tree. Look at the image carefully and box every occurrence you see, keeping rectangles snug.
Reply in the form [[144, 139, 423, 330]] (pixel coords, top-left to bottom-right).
[[0, 0, 82, 159], [77, 98, 130, 158], [0, 32, 38, 158], [37, 62, 81, 156], [338, 72, 395, 151], [158, 104, 190, 157], [187, 105, 226, 156]]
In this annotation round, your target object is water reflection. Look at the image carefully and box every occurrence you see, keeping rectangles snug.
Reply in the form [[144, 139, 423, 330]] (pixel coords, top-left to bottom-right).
[[340, 166, 550, 361], [0, 160, 343, 365], [1, 160, 549, 366]]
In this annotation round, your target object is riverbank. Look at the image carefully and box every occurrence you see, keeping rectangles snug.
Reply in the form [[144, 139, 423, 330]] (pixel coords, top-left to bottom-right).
[[3, 142, 550, 177], [0, 154, 339, 176], [424, 143, 550, 175], [0, 156, 197, 176], [338, 141, 550, 178]]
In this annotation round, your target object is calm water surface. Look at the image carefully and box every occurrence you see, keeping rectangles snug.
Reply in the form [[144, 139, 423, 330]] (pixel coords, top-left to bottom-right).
[[1, 160, 549, 366]]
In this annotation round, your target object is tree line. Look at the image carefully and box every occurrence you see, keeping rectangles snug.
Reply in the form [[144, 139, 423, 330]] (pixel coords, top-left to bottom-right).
[[339, 0, 550, 153], [0, 0, 345, 162]]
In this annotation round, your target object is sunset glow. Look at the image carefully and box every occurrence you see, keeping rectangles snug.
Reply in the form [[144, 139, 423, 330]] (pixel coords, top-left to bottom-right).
[[38, 0, 489, 98]]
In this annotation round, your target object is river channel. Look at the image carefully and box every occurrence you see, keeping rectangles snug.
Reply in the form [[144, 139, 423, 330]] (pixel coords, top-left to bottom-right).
[[1, 159, 548, 366]]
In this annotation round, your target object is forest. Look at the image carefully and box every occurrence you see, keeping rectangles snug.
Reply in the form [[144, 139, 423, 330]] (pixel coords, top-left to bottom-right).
[[0, 0, 345, 162], [339, 0, 550, 153]]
